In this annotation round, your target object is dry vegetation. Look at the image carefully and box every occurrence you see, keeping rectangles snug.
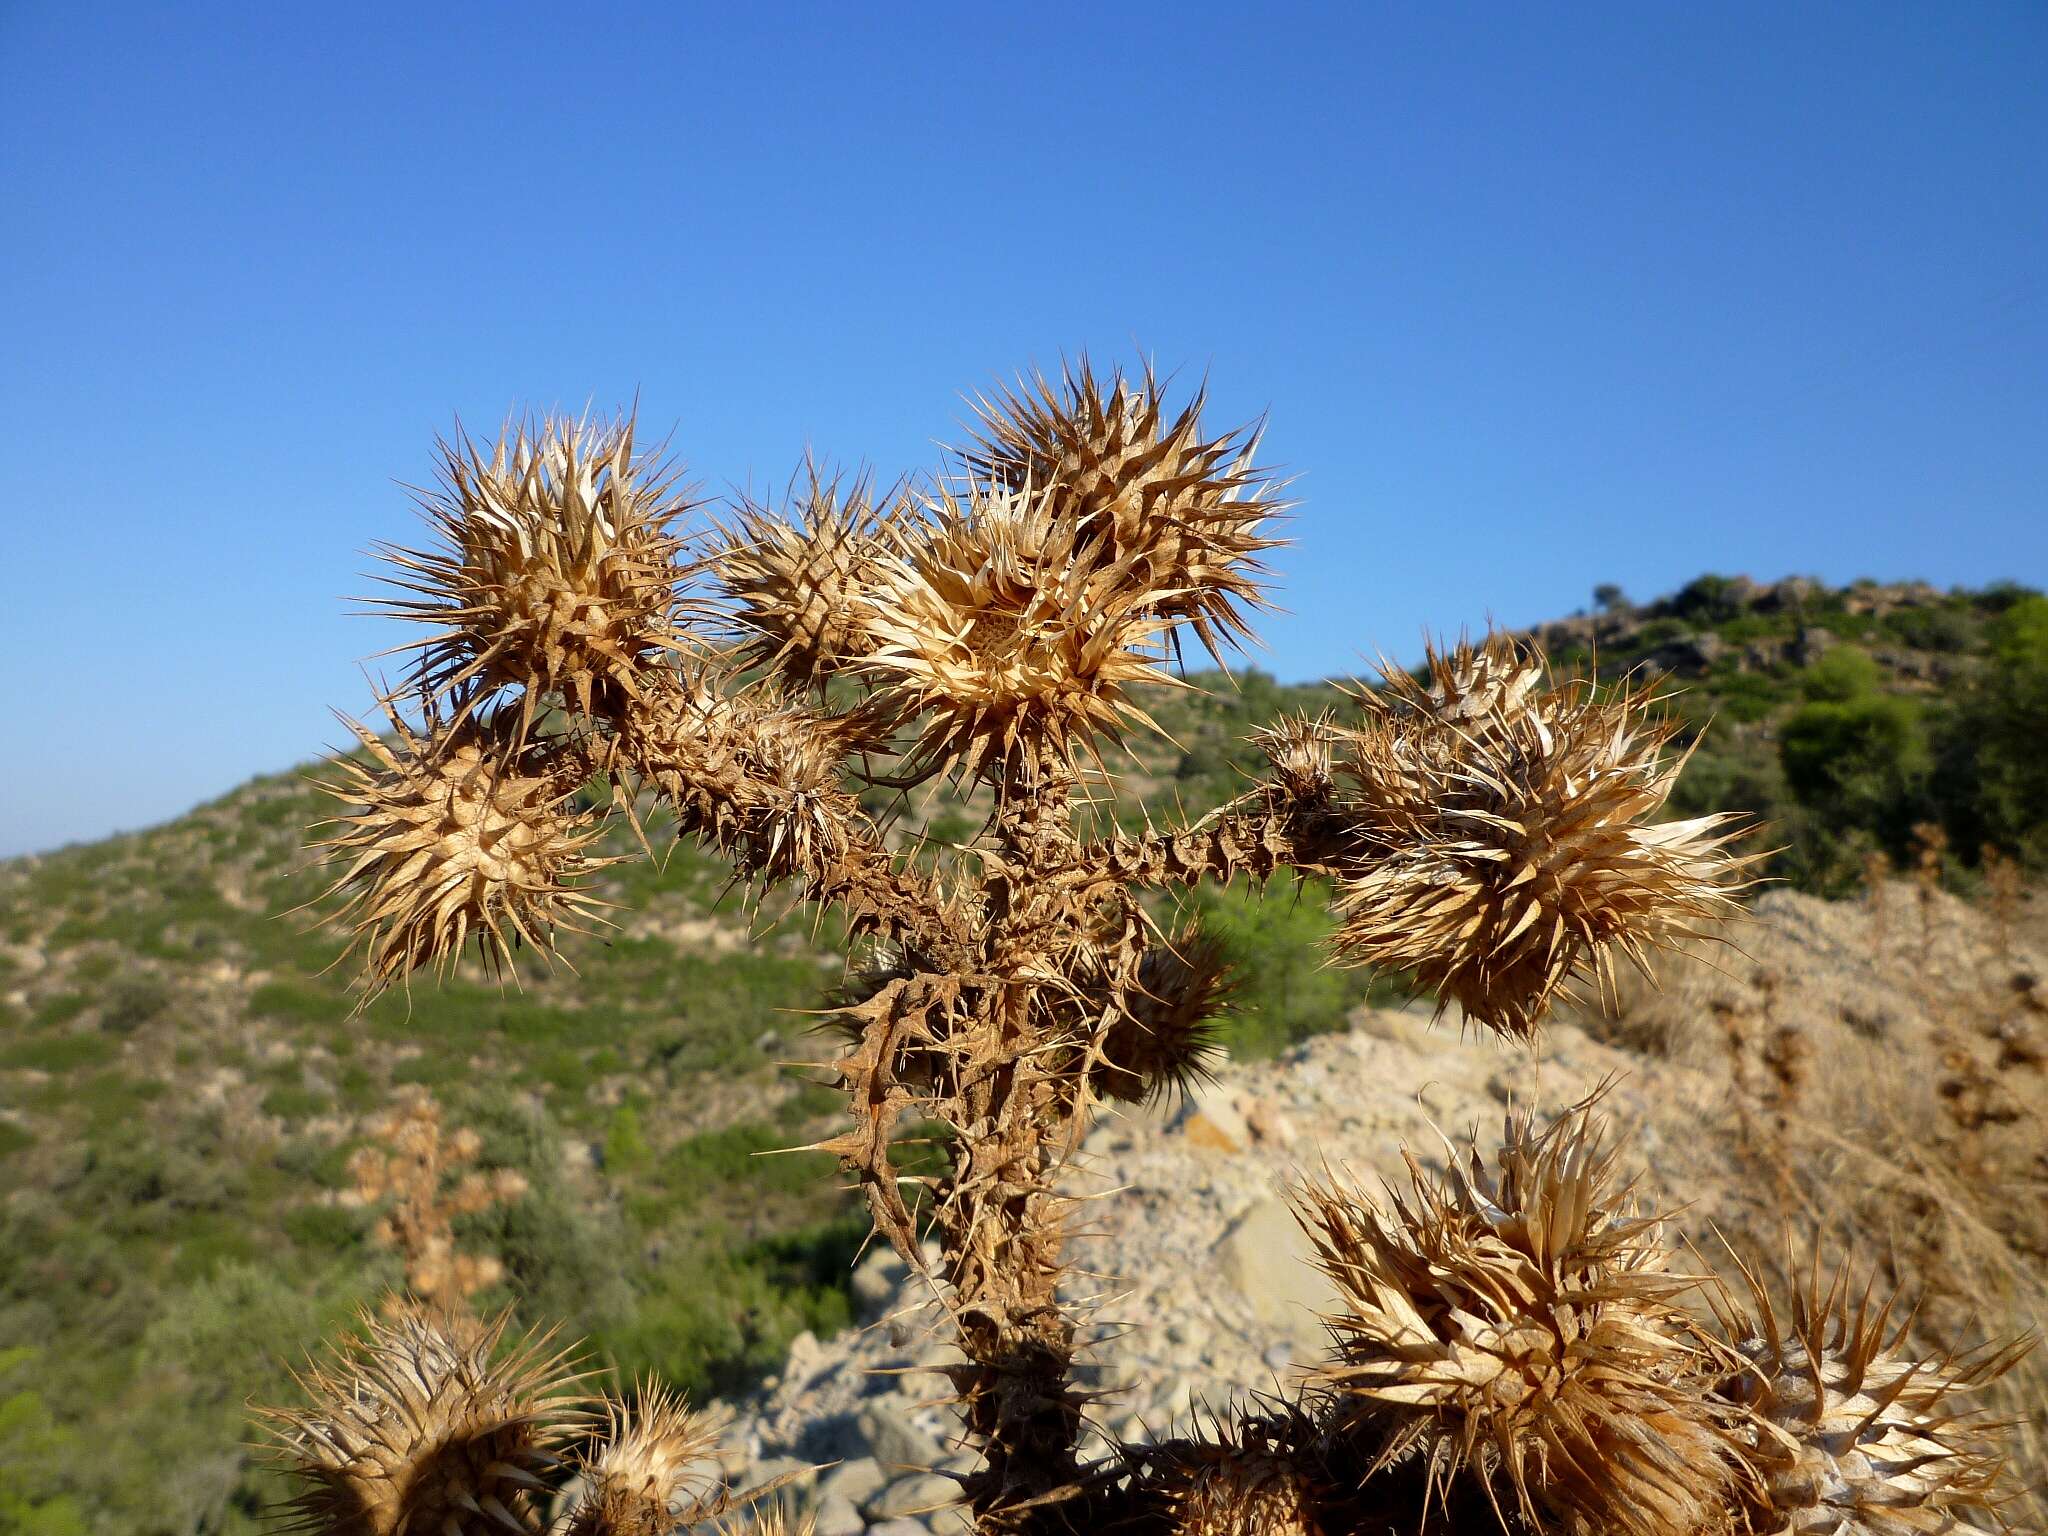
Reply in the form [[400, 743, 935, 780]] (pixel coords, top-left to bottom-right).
[[244, 359, 2035, 1536]]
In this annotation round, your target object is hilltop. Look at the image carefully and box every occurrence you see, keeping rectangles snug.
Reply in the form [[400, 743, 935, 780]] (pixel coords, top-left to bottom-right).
[[0, 571, 2043, 1535]]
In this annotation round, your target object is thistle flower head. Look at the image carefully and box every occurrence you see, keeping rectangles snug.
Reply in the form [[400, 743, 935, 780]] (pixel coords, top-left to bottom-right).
[[564, 1382, 729, 1536], [1253, 710, 1340, 806], [1713, 1254, 2030, 1536], [1088, 924, 1233, 1104], [1328, 634, 1753, 1039], [1297, 1096, 1747, 1536], [313, 703, 611, 1003], [709, 461, 900, 689], [259, 1304, 588, 1536], [372, 413, 694, 734], [1137, 1409, 1326, 1536], [859, 483, 1179, 784], [959, 358, 1285, 661]]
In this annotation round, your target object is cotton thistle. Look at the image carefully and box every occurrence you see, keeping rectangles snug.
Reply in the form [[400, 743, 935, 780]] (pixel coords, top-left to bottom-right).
[[348, 1088, 527, 1304], [1083, 923, 1233, 1105], [859, 482, 1179, 785], [260, 1305, 588, 1536], [1296, 1096, 1749, 1536], [313, 702, 610, 1002], [1131, 1405, 1328, 1536], [709, 461, 900, 690], [295, 359, 1826, 1534], [960, 358, 1284, 662], [370, 414, 695, 737], [563, 1383, 728, 1536], [1326, 635, 1753, 1039], [1712, 1253, 2029, 1536]]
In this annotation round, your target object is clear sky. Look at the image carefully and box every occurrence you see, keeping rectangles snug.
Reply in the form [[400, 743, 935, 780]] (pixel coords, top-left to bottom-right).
[[2, 3, 2043, 858]]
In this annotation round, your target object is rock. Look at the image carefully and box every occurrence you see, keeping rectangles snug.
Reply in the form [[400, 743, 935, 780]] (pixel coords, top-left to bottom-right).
[[866, 1472, 958, 1520], [857, 1398, 943, 1472], [811, 1492, 865, 1536], [851, 1248, 911, 1317], [867, 1520, 932, 1536], [815, 1455, 888, 1510], [1177, 1083, 1250, 1152], [1213, 1198, 1336, 1347], [1790, 625, 1835, 666]]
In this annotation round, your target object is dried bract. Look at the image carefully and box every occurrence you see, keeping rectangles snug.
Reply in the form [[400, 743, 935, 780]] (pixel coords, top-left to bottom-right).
[[1086, 924, 1233, 1104], [313, 705, 609, 1002], [565, 1383, 728, 1536], [960, 358, 1283, 661], [372, 414, 693, 734], [1713, 1255, 2029, 1536], [259, 1305, 588, 1536], [860, 483, 1178, 784], [1297, 1097, 1746, 1536], [1329, 635, 1752, 1038], [710, 461, 899, 689], [1136, 1409, 1326, 1536]]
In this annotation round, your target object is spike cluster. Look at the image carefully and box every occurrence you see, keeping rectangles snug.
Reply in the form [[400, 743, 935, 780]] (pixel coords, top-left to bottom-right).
[[1324, 635, 1753, 1038], [313, 705, 609, 1002], [858, 483, 1181, 785], [1080, 923, 1233, 1105], [960, 358, 1284, 662], [563, 1384, 727, 1536], [260, 1305, 588, 1536], [1713, 1257, 2029, 1536], [1296, 1096, 1749, 1536], [709, 462, 900, 690], [371, 415, 694, 736]]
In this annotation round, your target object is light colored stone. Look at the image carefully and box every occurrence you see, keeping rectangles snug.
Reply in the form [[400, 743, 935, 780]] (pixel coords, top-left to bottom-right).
[[857, 1399, 943, 1472], [865, 1472, 958, 1520], [1213, 1197, 1336, 1348], [811, 1492, 865, 1536], [815, 1455, 888, 1510]]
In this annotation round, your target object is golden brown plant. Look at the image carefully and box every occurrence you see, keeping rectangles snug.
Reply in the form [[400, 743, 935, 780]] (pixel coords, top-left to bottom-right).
[[562, 1383, 728, 1536], [259, 1304, 588, 1536], [313, 702, 611, 1002], [347, 1087, 527, 1305], [1710, 1252, 2031, 1536], [1295, 1096, 1750, 1536], [1326, 637, 1755, 1038], [370, 414, 696, 739], [290, 358, 1972, 1536]]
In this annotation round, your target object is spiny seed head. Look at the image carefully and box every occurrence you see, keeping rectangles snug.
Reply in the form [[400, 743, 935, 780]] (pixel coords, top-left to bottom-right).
[[1297, 1095, 1748, 1536], [1253, 711, 1339, 806], [622, 663, 860, 885], [1087, 924, 1233, 1104], [859, 482, 1180, 784], [1136, 1408, 1326, 1536], [1712, 1253, 2030, 1536], [258, 1304, 589, 1536], [313, 703, 610, 1004], [709, 461, 901, 690], [564, 1382, 728, 1536], [1328, 633, 1754, 1039], [959, 357, 1285, 662], [371, 413, 694, 736]]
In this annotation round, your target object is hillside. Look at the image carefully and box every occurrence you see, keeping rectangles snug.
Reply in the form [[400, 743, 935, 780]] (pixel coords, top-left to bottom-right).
[[1, 571, 2044, 1535]]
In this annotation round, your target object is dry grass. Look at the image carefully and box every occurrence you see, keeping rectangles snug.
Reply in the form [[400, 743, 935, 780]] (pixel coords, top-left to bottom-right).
[[1583, 877, 2048, 1521]]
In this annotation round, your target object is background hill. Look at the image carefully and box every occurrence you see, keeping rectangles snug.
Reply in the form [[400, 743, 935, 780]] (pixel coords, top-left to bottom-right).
[[1, 573, 2044, 1535]]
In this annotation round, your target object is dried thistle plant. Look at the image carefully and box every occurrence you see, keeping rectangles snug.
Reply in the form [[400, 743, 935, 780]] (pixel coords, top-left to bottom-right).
[[347, 1087, 527, 1305], [271, 356, 2030, 1535]]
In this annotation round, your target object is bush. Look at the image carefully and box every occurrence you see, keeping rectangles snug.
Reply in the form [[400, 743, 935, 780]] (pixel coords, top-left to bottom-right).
[[1934, 594, 2048, 864]]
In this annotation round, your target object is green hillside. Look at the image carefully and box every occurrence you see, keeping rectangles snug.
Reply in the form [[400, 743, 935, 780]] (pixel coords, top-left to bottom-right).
[[1, 572, 2043, 1535]]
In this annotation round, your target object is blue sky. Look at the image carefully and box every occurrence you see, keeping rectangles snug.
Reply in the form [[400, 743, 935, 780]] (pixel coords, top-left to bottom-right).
[[2, 3, 2043, 858]]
